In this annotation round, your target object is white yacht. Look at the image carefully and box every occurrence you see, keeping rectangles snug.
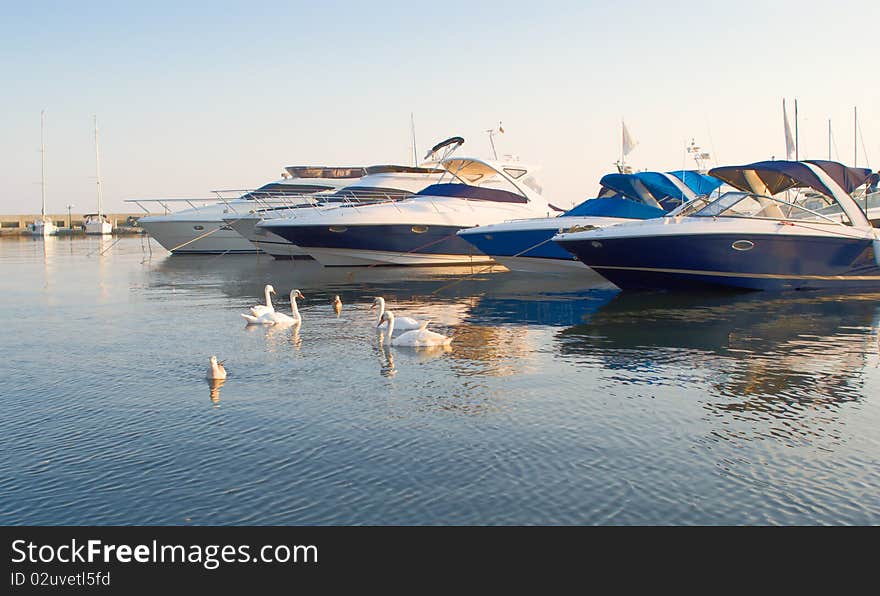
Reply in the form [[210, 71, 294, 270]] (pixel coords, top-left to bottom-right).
[[31, 110, 57, 237], [224, 136, 466, 259], [83, 116, 112, 235], [258, 156, 557, 267], [131, 166, 366, 254]]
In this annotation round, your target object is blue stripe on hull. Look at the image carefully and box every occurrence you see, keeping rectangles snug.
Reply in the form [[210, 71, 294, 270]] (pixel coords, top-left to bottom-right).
[[268, 224, 486, 257], [461, 228, 576, 261], [556, 233, 880, 291]]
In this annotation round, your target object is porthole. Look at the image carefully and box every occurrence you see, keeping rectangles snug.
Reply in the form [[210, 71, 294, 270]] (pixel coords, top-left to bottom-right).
[[193, 225, 204, 231], [732, 239, 754, 251], [591, 241, 603, 248], [329, 226, 348, 233], [411, 225, 429, 234], [484, 234, 493, 240]]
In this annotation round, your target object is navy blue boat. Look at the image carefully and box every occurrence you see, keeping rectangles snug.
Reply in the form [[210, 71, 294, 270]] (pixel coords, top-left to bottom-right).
[[553, 160, 880, 291]]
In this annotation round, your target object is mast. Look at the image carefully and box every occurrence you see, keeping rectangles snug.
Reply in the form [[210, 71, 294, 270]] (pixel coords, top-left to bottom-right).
[[40, 110, 46, 218], [794, 99, 799, 161], [853, 106, 858, 167], [94, 115, 103, 215], [828, 119, 832, 160]]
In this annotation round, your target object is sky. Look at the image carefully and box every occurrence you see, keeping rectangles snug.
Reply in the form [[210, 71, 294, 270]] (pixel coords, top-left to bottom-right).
[[1, 0, 878, 214]]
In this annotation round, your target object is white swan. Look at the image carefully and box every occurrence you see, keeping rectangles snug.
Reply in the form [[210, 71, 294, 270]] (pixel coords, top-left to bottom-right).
[[378, 311, 452, 347], [249, 284, 276, 317], [242, 290, 304, 326], [206, 355, 227, 379], [371, 296, 425, 331]]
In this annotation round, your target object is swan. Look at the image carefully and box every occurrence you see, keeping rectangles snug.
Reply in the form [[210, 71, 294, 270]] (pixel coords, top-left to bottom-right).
[[241, 289, 304, 326], [378, 311, 452, 347], [371, 296, 426, 331], [206, 355, 227, 379], [332, 295, 342, 317], [249, 284, 276, 317]]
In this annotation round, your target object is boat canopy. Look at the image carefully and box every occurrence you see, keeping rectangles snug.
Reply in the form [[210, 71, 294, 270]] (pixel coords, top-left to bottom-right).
[[709, 160, 872, 196], [423, 136, 465, 160], [415, 183, 528, 204], [564, 198, 666, 219], [364, 165, 444, 175], [284, 166, 367, 179], [598, 170, 721, 209]]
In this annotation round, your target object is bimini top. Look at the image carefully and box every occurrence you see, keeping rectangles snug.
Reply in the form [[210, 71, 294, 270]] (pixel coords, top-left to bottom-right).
[[364, 165, 444, 175], [284, 166, 367, 179], [709, 160, 872, 196], [591, 170, 722, 212]]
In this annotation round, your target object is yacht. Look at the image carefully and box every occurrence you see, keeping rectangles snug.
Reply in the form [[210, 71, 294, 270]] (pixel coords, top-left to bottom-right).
[[457, 170, 721, 272], [131, 166, 366, 254], [553, 160, 880, 291], [224, 137, 465, 259], [259, 156, 558, 267], [31, 110, 57, 237], [84, 116, 112, 235]]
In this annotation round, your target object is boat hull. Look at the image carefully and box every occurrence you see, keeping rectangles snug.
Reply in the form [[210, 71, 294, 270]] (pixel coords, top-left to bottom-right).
[[224, 217, 312, 259], [267, 223, 492, 266], [556, 232, 880, 291], [138, 217, 261, 254]]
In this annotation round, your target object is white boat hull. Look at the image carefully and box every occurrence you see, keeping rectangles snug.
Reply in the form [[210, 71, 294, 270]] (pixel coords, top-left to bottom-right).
[[306, 247, 495, 267], [139, 218, 260, 254], [30, 219, 57, 237], [492, 255, 591, 273], [84, 220, 112, 235], [225, 217, 311, 259]]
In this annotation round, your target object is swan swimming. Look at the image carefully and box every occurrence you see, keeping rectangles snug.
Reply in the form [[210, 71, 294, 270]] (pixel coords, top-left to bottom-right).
[[371, 296, 425, 331], [242, 290, 304, 326], [249, 284, 276, 317], [332, 295, 342, 317], [207, 355, 227, 379], [378, 311, 452, 347]]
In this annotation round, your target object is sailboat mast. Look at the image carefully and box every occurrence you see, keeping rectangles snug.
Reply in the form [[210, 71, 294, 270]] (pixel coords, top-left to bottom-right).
[[94, 115, 103, 215], [828, 119, 832, 160], [40, 110, 46, 217], [794, 99, 799, 161], [853, 106, 858, 167]]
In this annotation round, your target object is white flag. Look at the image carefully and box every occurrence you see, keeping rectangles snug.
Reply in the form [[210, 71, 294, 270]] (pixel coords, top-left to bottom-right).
[[783, 99, 795, 160], [622, 121, 638, 156]]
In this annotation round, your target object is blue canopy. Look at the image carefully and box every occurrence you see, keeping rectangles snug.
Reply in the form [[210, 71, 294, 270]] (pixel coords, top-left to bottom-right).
[[564, 197, 666, 219], [599, 170, 722, 205], [709, 160, 872, 196], [667, 170, 723, 196], [416, 183, 528, 204]]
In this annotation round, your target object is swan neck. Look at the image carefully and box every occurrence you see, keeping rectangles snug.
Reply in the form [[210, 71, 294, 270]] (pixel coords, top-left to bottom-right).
[[385, 317, 394, 342], [376, 298, 385, 324], [265, 287, 273, 308], [291, 296, 300, 319]]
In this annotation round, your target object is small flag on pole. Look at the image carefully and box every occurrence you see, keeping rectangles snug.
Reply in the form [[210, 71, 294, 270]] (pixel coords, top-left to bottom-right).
[[498, 122, 504, 134], [783, 99, 795, 160], [622, 121, 638, 156]]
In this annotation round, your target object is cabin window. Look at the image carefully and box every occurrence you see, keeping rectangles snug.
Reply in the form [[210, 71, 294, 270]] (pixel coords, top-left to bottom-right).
[[411, 225, 428, 234], [329, 226, 348, 233], [193, 225, 204, 230], [503, 167, 527, 179]]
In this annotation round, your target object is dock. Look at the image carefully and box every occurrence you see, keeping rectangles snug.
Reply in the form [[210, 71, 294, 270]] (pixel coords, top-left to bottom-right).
[[0, 213, 146, 235]]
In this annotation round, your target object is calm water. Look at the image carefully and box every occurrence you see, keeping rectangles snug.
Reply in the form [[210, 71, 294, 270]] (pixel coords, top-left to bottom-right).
[[1, 235, 879, 525]]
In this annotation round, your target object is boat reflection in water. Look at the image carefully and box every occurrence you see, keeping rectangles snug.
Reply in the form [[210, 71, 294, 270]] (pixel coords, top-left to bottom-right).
[[557, 291, 880, 443]]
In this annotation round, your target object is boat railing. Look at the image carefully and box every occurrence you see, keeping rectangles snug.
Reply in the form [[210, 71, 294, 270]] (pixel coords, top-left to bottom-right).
[[239, 189, 412, 220], [123, 197, 223, 215]]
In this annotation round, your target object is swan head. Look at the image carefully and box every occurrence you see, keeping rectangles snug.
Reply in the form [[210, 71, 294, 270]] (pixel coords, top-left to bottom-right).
[[209, 355, 219, 365], [332, 295, 342, 305], [290, 289, 305, 300], [370, 296, 384, 310], [266, 284, 276, 295], [377, 310, 394, 327]]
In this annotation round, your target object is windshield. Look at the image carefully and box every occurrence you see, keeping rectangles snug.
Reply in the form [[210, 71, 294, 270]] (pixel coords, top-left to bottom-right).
[[688, 191, 851, 225]]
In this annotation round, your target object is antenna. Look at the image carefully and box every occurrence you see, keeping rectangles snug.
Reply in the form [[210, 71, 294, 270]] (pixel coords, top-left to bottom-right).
[[40, 110, 46, 217], [94, 115, 104, 215], [828, 118, 832, 160], [410, 113, 417, 167], [485, 122, 503, 160], [794, 99, 799, 161], [686, 139, 711, 174]]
